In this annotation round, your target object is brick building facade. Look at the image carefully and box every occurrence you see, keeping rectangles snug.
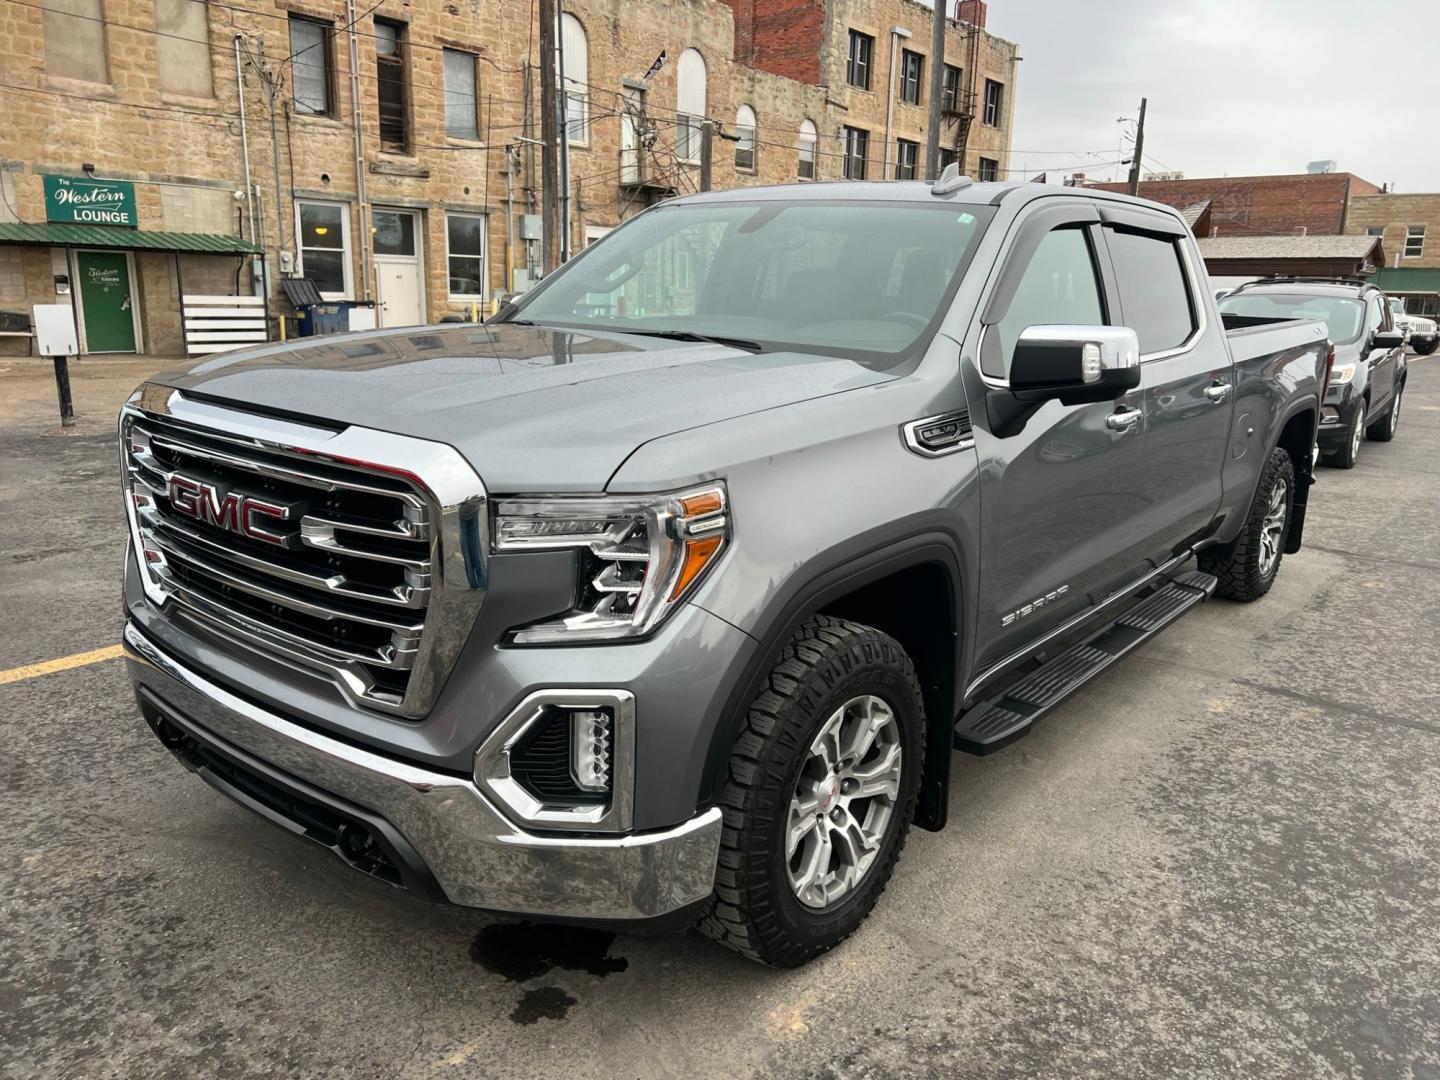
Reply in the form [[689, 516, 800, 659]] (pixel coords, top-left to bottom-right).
[[1344, 192, 1440, 316], [1092, 172, 1382, 239], [0, 0, 1018, 356]]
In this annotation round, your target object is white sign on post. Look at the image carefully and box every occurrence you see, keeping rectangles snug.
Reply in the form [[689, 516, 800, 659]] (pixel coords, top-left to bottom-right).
[[33, 304, 79, 357]]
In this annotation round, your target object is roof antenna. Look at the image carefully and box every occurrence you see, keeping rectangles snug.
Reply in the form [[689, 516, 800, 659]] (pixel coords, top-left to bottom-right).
[[931, 161, 974, 196]]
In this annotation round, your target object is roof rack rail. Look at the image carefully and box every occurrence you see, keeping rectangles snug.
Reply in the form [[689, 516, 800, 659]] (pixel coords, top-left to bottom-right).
[[1232, 275, 1378, 291]]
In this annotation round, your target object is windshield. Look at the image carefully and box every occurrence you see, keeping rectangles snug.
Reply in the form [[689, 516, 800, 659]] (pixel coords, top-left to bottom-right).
[[1218, 292, 1366, 345], [507, 200, 995, 363]]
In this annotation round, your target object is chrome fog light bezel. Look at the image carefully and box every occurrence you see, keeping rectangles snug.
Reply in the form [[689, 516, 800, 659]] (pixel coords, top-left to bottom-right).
[[474, 688, 635, 834]]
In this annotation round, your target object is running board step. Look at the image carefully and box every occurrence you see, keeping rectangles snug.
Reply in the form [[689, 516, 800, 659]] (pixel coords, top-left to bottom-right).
[[953, 570, 1218, 755]]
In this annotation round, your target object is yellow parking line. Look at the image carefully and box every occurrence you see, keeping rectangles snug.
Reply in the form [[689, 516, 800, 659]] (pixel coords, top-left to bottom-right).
[[0, 645, 125, 686]]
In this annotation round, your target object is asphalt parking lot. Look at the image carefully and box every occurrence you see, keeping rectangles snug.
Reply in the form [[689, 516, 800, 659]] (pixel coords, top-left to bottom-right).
[[2, 353, 1439, 1079]]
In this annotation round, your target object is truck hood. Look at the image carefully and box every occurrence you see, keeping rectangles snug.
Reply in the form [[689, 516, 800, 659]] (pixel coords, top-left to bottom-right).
[[148, 322, 894, 491]]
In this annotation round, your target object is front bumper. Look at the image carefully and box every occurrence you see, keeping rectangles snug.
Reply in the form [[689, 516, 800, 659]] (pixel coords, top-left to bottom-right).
[[123, 621, 722, 922], [1317, 389, 1362, 451]]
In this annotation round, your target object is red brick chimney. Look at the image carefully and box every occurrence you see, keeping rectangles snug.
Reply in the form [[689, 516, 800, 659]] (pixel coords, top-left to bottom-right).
[[957, 0, 987, 29]]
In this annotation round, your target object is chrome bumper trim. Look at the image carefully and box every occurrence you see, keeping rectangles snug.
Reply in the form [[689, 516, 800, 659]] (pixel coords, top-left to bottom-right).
[[123, 622, 721, 920]]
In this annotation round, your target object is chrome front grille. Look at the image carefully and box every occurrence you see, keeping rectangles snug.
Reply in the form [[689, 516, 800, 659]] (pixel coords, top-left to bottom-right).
[[120, 384, 488, 718]]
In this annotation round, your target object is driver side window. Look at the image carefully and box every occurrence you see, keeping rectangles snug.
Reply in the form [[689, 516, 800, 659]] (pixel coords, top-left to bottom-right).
[[989, 227, 1104, 377]]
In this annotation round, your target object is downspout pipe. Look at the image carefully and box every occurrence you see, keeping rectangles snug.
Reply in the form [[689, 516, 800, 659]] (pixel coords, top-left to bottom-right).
[[346, 0, 372, 298], [884, 26, 911, 179], [234, 35, 256, 243]]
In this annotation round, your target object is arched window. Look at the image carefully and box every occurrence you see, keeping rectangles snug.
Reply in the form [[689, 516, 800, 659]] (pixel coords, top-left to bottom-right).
[[676, 48, 707, 163], [560, 13, 588, 145], [797, 118, 818, 180], [735, 104, 756, 171]]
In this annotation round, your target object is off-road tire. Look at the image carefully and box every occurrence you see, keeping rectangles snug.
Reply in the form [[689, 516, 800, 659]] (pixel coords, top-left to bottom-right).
[[1321, 403, 1363, 469], [697, 616, 924, 967], [1198, 446, 1295, 602], [1366, 381, 1403, 443], [1413, 339, 1438, 356]]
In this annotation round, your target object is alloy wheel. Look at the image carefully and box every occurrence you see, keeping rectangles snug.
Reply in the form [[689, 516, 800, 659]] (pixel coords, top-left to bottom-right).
[[1258, 474, 1289, 578], [785, 694, 903, 910], [1352, 410, 1363, 460], [1391, 388, 1403, 435]]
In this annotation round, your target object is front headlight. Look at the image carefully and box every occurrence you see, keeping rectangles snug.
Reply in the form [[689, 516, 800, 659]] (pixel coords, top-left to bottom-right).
[[495, 483, 729, 643], [1329, 363, 1358, 385]]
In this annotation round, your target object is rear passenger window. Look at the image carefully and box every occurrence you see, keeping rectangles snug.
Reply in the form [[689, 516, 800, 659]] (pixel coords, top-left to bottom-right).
[[991, 227, 1104, 377], [1106, 228, 1196, 354]]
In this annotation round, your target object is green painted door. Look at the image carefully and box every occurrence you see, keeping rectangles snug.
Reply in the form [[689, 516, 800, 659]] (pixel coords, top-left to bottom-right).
[[77, 251, 136, 353]]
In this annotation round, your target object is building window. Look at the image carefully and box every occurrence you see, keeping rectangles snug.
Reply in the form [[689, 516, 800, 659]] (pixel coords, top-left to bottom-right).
[[942, 64, 961, 112], [938, 147, 959, 171], [798, 118, 818, 180], [677, 48, 707, 163], [1406, 225, 1426, 258], [297, 201, 351, 298], [1366, 226, 1385, 237], [560, 14, 589, 145], [896, 139, 919, 180], [847, 31, 874, 90], [442, 49, 478, 139], [978, 157, 999, 182], [42, 0, 109, 84], [374, 19, 409, 152], [899, 49, 923, 105], [843, 126, 869, 180], [446, 213, 486, 298], [289, 17, 332, 116], [734, 104, 757, 171], [155, 0, 212, 96], [983, 79, 1004, 127]]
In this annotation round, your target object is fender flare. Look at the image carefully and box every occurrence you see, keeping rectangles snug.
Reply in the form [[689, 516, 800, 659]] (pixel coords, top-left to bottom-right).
[[699, 532, 968, 831], [1272, 393, 1320, 554]]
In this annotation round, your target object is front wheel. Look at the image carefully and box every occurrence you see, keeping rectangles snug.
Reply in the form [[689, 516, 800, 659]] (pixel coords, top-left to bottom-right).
[[1366, 382, 1403, 443], [698, 616, 924, 967], [1321, 403, 1363, 469], [1198, 446, 1295, 602], [1413, 339, 1438, 356]]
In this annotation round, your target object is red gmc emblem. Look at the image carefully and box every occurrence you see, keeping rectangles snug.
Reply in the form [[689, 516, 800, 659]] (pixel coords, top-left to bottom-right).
[[167, 474, 299, 548]]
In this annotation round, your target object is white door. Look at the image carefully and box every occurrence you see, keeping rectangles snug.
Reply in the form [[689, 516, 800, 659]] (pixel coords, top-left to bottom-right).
[[373, 209, 425, 327]]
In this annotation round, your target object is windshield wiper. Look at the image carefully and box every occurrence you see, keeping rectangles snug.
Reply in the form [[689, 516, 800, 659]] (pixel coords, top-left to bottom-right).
[[608, 328, 766, 354]]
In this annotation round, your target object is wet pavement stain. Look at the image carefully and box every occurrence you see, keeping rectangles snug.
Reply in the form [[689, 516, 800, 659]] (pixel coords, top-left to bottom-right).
[[510, 986, 578, 1025], [470, 922, 628, 1023]]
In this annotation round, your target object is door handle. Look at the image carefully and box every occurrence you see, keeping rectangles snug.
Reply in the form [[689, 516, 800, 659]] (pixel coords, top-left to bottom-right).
[[1105, 407, 1141, 433], [1204, 381, 1232, 403]]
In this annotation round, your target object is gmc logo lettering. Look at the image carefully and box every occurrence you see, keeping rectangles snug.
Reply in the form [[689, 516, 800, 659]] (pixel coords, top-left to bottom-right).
[[167, 474, 294, 547]]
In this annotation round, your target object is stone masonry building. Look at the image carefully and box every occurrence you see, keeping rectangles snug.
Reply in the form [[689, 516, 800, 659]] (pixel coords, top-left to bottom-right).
[[0, 0, 1018, 356], [1344, 191, 1440, 318]]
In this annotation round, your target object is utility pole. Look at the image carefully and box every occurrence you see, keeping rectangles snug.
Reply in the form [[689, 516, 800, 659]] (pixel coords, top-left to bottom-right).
[[699, 121, 713, 191], [556, 0, 572, 263], [537, 0, 559, 273], [1126, 97, 1148, 197], [924, 0, 947, 179]]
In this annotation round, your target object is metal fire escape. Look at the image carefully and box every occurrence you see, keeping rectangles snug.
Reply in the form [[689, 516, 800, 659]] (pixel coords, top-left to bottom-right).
[[944, 14, 982, 170]]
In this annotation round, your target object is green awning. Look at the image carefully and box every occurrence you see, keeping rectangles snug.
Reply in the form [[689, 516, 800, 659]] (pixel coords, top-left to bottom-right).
[[0, 222, 262, 255], [1373, 267, 1440, 294]]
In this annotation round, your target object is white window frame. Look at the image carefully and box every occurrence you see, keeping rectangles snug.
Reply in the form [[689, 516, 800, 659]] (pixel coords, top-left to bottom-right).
[[735, 104, 757, 172], [676, 49, 707, 164], [983, 79, 1003, 127], [295, 199, 353, 300], [443, 47, 479, 140], [445, 211, 487, 300], [560, 14, 589, 147], [797, 119, 818, 180], [1405, 224, 1426, 258]]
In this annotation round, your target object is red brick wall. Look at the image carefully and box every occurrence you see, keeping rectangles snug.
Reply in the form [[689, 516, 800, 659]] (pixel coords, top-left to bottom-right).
[[1092, 173, 1382, 237], [957, 1, 987, 29], [714, 0, 826, 84]]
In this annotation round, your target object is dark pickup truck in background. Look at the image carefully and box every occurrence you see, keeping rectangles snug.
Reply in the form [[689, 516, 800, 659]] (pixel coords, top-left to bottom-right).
[[120, 173, 1328, 967]]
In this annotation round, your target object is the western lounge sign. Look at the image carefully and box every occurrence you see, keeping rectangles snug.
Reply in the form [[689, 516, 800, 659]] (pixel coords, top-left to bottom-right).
[[43, 175, 138, 227]]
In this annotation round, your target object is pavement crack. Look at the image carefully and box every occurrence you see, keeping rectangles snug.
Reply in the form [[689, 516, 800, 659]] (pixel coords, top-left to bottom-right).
[[1233, 678, 1440, 738], [1303, 543, 1440, 573]]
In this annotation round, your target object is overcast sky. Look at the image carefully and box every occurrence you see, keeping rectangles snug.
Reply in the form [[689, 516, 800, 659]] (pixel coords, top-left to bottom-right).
[[983, 0, 1440, 191]]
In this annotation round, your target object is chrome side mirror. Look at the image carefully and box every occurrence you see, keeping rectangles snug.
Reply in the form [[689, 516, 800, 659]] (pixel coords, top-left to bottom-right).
[[1010, 325, 1142, 404]]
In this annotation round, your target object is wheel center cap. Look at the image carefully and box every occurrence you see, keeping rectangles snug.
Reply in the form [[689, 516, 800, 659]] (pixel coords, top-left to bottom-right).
[[819, 777, 841, 813]]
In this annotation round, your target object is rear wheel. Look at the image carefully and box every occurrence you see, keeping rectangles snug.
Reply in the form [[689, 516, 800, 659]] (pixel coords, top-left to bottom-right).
[[1198, 446, 1294, 602], [1366, 381, 1403, 443], [698, 616, 924, 967]]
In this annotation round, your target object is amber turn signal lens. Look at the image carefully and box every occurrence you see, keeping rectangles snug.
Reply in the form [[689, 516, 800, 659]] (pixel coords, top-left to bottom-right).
[[669, 535, 723, 600], [679, 490, 724, 517]]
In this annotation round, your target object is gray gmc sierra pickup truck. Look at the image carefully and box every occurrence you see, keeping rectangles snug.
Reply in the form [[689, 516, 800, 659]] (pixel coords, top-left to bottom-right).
[[120, 173, 1329, 967]]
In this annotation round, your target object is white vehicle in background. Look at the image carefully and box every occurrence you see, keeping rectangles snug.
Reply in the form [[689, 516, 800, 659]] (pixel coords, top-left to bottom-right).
[[1385, 296, 1438, 353], [1388, 297, 1411, 343]]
